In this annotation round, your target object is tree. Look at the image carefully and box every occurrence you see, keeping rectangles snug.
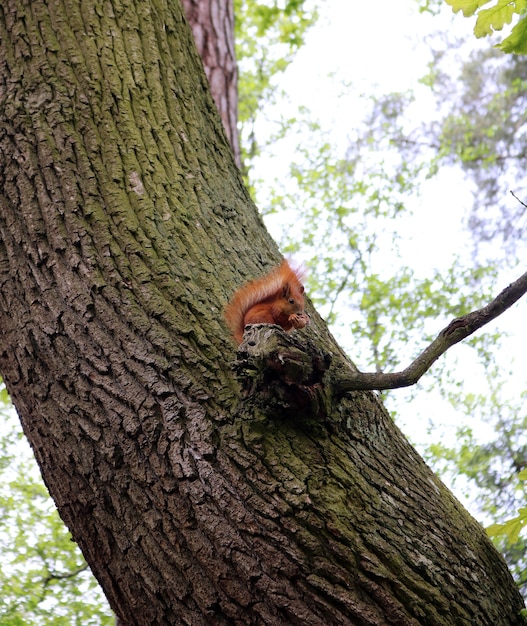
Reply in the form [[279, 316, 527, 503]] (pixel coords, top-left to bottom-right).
[[0, 0, 525, 624], [0, 1, 318, 620], [181, 0, 241, 167]]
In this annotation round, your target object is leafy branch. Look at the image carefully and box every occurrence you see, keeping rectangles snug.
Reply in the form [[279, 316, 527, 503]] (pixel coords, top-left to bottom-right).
[[445, 0, 527, 54], [337, 269, 527, 391], [487, 468, 527, 547]]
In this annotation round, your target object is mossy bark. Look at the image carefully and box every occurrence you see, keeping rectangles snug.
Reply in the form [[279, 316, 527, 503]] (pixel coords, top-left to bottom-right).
[[0, 0, 524, 624]]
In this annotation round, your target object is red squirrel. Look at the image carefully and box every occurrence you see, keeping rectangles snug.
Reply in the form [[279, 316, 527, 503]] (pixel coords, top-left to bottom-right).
[[224, 259, 310, 344]]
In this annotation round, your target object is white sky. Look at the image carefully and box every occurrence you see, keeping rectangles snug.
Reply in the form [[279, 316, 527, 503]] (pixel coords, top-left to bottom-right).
[[255, 0, 527, 510], [261, 0, 480, 267], [287, 0, 437, 94]]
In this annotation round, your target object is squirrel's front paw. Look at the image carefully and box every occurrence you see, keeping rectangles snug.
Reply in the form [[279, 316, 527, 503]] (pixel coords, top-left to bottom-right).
[[288, 312, 310, 330]]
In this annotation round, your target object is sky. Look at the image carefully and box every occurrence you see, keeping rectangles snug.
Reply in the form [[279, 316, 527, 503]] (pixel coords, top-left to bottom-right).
[[253, 0, 527, 512], [286, 0, 438, 95], [259, 0, 475, 267]]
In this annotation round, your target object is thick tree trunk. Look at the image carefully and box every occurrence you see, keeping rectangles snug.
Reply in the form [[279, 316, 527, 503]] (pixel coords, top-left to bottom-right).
[[0, 0, 524, 625], [181, 0, 241, 168]]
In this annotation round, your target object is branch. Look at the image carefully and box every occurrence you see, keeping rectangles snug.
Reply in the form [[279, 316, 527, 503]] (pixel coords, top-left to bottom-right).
[[336, 270, 527, 392], [511, 190, 527, 209], [43, 562, 90, 585]]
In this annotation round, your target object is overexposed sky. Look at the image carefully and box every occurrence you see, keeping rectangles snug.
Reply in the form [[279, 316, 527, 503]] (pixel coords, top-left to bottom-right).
[[262, 0, 481, 269], [256, 0, 527, 469]]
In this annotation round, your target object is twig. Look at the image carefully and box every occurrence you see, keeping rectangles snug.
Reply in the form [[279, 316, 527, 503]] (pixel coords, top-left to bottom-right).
[[43, 562, 90, 585], [510, 190, 527, 209], [336, 270, 527, 392]]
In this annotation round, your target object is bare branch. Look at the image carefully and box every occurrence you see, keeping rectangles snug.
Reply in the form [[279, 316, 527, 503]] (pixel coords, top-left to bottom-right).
[[43, 562, 90, 585], [336, 270, 527, 392], [510, 190, 527, 210]]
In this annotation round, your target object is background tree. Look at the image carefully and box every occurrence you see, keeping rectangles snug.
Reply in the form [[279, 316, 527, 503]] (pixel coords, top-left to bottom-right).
[[1, 0, 525, 624], [180, 0, 241, 167], [419, 2, 527, 251]]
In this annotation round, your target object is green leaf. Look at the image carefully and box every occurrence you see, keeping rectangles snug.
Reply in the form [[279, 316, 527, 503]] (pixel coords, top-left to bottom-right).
[[497, 14, 527, 51], [487, 518, 523, 543], [475, 0, 519, 37], [444, 0, 527, 53], [444, 0, 493, 18], [487, 510, 527, 544]]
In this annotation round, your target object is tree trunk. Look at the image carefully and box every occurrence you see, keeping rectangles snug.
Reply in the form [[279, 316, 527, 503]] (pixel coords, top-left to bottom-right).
[[181, 0, 241, 168], [0, 0, 523, 624]]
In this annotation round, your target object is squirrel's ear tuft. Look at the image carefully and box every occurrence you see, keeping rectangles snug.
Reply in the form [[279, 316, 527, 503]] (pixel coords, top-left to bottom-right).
[[282, 283, 291, 298]]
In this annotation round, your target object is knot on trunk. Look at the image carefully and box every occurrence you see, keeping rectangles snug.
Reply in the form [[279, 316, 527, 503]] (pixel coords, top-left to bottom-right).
[[232, 324, 332, 421]]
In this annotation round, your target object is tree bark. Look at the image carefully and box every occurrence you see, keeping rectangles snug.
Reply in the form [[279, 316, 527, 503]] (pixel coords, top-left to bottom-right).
[[0, 0, 524, 625], [181, 0, 241, 168]]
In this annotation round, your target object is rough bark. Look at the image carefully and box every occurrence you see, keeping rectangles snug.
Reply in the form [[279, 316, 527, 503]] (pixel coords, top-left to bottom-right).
[[181, 0, 241, 168], [0, 0, 524, 625]]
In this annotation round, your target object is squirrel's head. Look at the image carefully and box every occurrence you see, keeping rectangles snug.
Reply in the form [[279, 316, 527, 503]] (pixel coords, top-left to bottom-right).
[[282, 282, 305, 314]]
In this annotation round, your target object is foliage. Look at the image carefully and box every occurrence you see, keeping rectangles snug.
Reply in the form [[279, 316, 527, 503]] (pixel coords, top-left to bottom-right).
[[0, 388, 113, 624], [444, 0, 527, 53], [487, 503, 527, 546], [411, 14, 527, 589], [398, 39, 527, 256], [409, 24, 527, 593], [234, 0, 320, 167]]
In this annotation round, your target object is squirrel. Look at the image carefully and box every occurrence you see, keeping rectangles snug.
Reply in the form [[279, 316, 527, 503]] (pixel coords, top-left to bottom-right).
[[224, 259, 310, 344]]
